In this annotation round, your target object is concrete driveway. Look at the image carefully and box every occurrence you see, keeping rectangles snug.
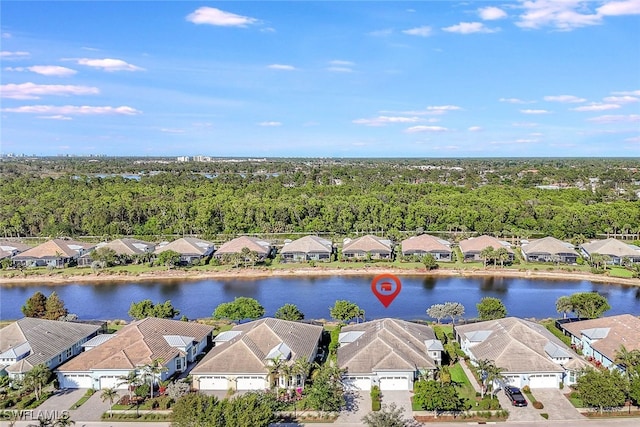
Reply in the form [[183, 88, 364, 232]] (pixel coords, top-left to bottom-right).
[[380, 390, 413, 417], [34, 388, 86, 413], [496, 389, 543, 422], [530, 388, 584, 420], [336, 390, 370, 424]]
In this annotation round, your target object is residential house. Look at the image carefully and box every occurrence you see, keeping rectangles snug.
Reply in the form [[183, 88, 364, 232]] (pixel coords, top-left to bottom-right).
[[454, 317, 588, 389], [56, 318, 213, 389], [0, 240, 31, 261], [214, 236, 272, 261], [521, 237, 579, 264], [0, 318, 103, 379], [154, 237, 215, 265], [337, 318, 443, 391], [401, 234, 453, 261], [458, 235, 514, 262], [559, 314, 640, 371], [78, 238, 156, 266], [580, 239, 640, 265], [191, 318, 323, 391], [341, 235, 393, 261], [12, 239, 95, 268], [280, 236, 333, 262]]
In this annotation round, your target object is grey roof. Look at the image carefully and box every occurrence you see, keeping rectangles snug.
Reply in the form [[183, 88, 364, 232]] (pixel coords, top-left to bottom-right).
[[544, 342, 572, 359], [214, 331, 242, 342], [582, 328, 610, 340], [338, 331, 365, 344], [0, 342, 31, 359], [82, 334, 115, 348], [455, 317, 587, 374], [164, 335, 196, 347], [425, 339, 445, 352], [521, 236, 578, 256], [281, 236, 333, 254], [0, 318, 102, 374], [464, 330, 493, 342], [337, 319, 441, 374], [97, 238, 155, 255], [192, 318, 322, 375], [581, 239, 640, 258]]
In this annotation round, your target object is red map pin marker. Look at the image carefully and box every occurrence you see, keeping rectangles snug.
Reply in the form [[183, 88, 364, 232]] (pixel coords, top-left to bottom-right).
[[371, 274, 402, 308]]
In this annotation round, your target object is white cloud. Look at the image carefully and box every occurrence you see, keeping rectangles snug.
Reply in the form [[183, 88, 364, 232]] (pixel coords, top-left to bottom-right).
[[39, 115, 72, 120], [186, 7, 258, 27], [587, 114, 640, 123], [330, 60, 354, 66], [613, 90, 640, 96], [327, 60, 354, 72], [368, 28, 393, 37], [0, 82, 99, 99], [77, 58, 144, 72], [544, 95, 586, 103], [0, 51, 30, 59], [571, 103, 621, 111], [500, 97, 534, 104], [405, 125, 449, 133], [427, 105, 462, 112], [625, 136, 640, 143], [468, 126, 483, 132], [515, 138, 539, 143], [1, 105, 141, 115], [516, 0, 602, 30], [327, 67, 353, 73], [9, 65, 77, 77], [159, 128, 186, 133], [512, 122, 539, 127], [267, 64, 296, 71], [402, 26, 433, 37], [603, 95, 639, 103], [479, 6, 508, 20], [442, 22, 498, 34], [352, 116, 421, 126], [258, 121, 282, 126], [597, 0, 640, 16], [520, 109, 551, 114]]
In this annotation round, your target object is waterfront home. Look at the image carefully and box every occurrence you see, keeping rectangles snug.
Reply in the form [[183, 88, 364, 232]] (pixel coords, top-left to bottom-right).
[[337, 318, 443, 391], [0, 318, 103, 379], [579, 239, 640, 265], [458, 235, 514, 262], [191, 318, 322, 391], [341, 235, 393, 261], [401, 234, 452, 261], [0, 240, 31, 260], [559, 314, 640, 372], [154, 237, 215, 265], [280, 235, 333, 262], [56, 318, 213, 389], [12, 238, 95, 268], [455, 317, 587, 389], [521, 237, 579, 263], [214, 236, 272, 261], [78, 238, 155, 266]]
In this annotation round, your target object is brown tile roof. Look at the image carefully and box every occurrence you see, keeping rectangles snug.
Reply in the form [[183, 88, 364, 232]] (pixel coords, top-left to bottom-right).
[[191, 318, 322, 375], [337, 319, 440, 374], [342, 235, 392, 254], [459, 235, 513, 254], [521, 236, 577, 256], [401, 234, 451, 254], [581, 239, 640, 259], [57, 318, 213, 371], [100, 238, 155, 255], [560, 314, 640, 361], [13, 239, 95, 259], [454, 317, 587, 374], [215, 236, 271, 256], [154, 237, 214, 256], [280, 236, 333, 255]]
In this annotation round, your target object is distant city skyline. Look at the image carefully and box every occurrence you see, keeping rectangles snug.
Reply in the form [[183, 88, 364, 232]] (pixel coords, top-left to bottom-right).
[[1, 1, 639, 157]]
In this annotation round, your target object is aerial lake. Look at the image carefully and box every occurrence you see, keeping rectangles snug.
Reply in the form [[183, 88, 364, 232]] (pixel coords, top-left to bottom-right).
[[1, 275, 639, 321]]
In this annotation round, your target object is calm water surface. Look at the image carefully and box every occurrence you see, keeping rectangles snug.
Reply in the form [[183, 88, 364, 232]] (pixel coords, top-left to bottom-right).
[[1, 275, 639, 321]]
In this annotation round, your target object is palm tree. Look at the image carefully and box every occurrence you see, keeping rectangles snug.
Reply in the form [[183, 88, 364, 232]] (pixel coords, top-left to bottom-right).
[[23, 364, 50, 400], [29, 414, 53, 427], [265, 356, 284, 389], [480, 246, 495, 268], [100, 388, 119, 418], [485, 364, 507, 398], [52, 413, 75, 427], [139, 358, 168, 399], [117, 370, 141, 401], [474, 359, 493, 398], [614, 345, 640, 379], [292, 358, 312, 388], [556, 296, 574, 319]]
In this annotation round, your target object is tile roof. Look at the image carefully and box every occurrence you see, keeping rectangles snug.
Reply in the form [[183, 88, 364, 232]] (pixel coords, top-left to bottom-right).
[[401, 234, 452, 254], [454, 317, 587, 374], [0, 241, 32, 259], [0, 318, 102, 374], [342, 235, 392, 254], [581, 239, 640, 258], [154, 237, 215, 256], [280, 236, 333, 254], [459, 235, 513, 254], [521, 237, 578, 256], [560, 314, 640, 361], [57, 318, 213, 371], [98, 238, 155, 255], [191, 318, 322, 375], [12, 239, 95, 259], [215, 236, 271, 256], [337, 318, 440, 374]]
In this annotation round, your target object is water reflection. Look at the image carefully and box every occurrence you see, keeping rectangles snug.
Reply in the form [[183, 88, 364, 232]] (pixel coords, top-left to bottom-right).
[[480, 277, 508, 293], [422, 277, 437, 290]]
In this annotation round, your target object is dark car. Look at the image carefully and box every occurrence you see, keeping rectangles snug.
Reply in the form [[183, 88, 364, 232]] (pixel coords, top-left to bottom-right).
[[504, 386, 528, 407]]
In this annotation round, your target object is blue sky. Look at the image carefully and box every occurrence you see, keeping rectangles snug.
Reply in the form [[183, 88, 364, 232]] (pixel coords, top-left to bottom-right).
[[1, 1, 639, 157]]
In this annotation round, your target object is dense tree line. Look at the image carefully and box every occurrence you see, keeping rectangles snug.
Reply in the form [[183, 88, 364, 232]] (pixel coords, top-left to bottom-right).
[[1, 159, 639, 240]]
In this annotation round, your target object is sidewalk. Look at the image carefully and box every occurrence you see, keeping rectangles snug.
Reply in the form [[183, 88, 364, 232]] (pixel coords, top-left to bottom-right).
[[459, 359, 483, 394]]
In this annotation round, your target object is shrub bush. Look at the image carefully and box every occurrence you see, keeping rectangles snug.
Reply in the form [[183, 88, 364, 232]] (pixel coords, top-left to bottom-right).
[[522, 385, 531, 393], [533, 401, 544, 410]]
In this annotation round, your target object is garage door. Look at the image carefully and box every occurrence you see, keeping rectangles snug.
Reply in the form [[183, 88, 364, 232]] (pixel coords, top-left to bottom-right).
[[237, 376, 266, 390], [198, 376, 228, 390], [529, 374, 557, 388], [343, 376, 371, 391], [99, 375, 127, 390], [60, 374, 93, 389], [379, 376, 409, 391]]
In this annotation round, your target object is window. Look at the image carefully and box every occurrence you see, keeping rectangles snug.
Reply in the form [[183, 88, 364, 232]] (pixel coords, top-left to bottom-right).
[[176, 358, 183, 371]]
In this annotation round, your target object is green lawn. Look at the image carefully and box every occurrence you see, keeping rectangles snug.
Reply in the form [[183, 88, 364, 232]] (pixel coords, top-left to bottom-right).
[[609, 267, 634, 278], [450, 363, 476, 402]]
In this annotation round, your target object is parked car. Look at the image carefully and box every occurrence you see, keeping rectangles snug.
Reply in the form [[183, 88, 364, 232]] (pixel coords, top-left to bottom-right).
[[504, 386, 528, 407]]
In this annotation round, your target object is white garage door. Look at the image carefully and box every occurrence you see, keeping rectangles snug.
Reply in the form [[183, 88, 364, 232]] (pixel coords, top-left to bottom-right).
[[198, 376, 228, 390], [343, 376, 371, 391], [61, 374, 93, 389], [99, 375, 127, 390], [237, 376, 266, 390], [379, 376, 409, 391], [529, 374, 557, 388]]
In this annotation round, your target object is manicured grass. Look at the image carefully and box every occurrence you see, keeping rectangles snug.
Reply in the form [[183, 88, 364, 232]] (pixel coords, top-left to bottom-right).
[[567, 393, 584, 408], [609, 267, 634, 278], [541, 319, 573, 347], [70, 389, 95, 410], [450, 363, 477, 402]]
